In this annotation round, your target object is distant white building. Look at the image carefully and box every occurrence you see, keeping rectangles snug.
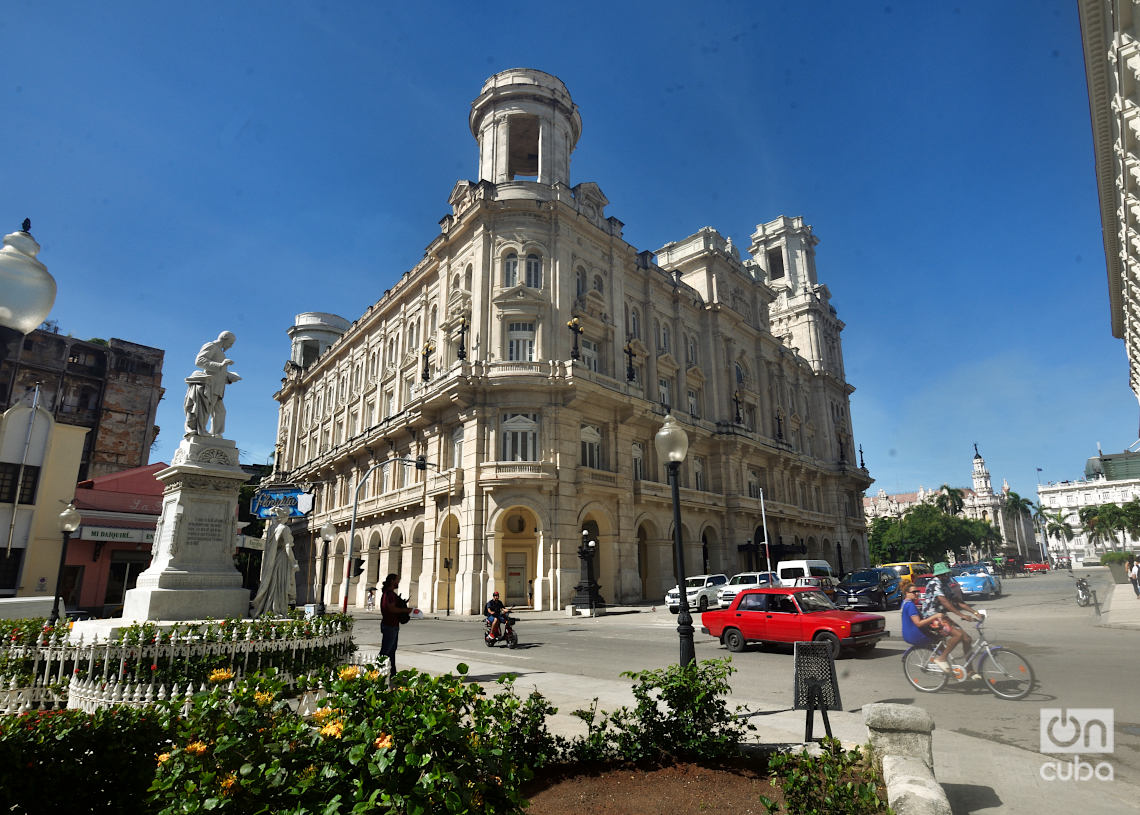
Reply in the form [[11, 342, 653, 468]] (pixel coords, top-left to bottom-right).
[[863, 447, 1035, 558], [1036, 449, 1140, 562]]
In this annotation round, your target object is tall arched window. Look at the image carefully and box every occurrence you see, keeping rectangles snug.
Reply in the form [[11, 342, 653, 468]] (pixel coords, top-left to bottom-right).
[[429, 305, 438, 336], [735, 362, 745, 385], [592, 275, 604, 294], [576, 267, 587, 296], [525, 254, 542, 288], [504, 253, 519, 287], [631, 309, 641, 339], [465, 264, 473, 290], [661, 324, 671, 353]]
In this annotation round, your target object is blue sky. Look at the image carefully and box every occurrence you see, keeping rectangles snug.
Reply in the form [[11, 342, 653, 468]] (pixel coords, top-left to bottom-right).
[[4, 1, 1129, 500]]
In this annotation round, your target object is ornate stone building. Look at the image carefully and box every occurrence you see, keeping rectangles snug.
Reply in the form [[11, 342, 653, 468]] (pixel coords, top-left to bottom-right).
[[272, 69, 872, 614]]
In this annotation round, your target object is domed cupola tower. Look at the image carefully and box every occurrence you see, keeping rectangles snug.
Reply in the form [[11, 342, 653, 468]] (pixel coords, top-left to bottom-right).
[[469, 69, 582, 188], [971, 443, 994, 497]]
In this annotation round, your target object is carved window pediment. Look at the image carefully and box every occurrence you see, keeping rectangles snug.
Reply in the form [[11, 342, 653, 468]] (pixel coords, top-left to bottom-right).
[[492, 284, 547, 309], [686, 365, 706, 386], [657, 352, 679, 376]]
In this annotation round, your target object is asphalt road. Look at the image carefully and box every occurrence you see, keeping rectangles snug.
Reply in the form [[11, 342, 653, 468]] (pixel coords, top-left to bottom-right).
[[356, 568, 1139, 781]]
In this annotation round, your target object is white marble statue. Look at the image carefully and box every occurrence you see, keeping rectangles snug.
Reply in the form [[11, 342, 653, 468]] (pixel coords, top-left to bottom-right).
[[184, 331, 241, 438], [251, 507, 298, 617]]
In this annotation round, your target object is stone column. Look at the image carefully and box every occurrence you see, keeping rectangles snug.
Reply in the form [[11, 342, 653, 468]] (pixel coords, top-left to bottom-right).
[[121, 436, 251, 621]]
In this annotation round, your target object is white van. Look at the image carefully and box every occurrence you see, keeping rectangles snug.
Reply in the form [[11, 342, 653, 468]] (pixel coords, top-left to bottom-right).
[[776, 560, 835, 583]]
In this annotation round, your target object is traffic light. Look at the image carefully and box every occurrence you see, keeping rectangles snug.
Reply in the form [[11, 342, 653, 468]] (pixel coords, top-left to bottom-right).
[[352, 557, 364, 577]]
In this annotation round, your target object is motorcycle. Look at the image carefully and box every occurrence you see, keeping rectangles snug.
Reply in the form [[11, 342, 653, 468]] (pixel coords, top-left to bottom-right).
[[1074, 575, 1092, 607], [484, 611, 519, 648]]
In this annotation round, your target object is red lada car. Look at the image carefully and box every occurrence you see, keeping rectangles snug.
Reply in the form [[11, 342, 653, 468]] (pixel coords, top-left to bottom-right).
[[700, 587, 888, 658]]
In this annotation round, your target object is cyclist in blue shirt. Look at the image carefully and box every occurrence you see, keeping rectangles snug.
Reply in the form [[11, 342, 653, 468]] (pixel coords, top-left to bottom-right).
[[901, 584, 957, 674]]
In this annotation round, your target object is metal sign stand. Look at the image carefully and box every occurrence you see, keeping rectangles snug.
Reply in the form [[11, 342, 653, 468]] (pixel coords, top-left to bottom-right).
[[793, 641, 842, 742]]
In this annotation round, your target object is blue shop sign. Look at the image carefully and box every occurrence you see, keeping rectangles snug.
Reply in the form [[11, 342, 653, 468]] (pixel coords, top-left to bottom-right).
[[251, 489, 313, 518]]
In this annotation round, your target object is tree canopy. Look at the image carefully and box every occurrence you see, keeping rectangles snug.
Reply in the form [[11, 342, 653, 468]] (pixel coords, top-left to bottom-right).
[[868, 503, 1000, 564]]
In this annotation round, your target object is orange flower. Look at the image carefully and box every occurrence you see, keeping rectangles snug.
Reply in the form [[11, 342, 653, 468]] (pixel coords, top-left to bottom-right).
[[208, 668, 235, 683], [253, 691, 275, 707], [184, 741, 209, 756], [338, 666, 361, 681], [156, 753, 171, 764], [220, 773, 237, 794], [319, 720, 344, 739], [312, 706, 337, 723], [373, 732, 394, 750]]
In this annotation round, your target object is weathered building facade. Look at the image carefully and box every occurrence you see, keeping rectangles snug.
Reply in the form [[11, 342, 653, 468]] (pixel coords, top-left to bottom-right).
[[273, 69, 872, 614], [0, 329, 165, 480]]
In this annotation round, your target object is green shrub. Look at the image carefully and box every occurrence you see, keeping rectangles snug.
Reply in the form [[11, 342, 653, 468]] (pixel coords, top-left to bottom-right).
[[148, 663, 555, 814], [569, 658, 755, 763], [1099, 551, 1136, 565], [767, 737, 890, 814], [0, 705, 171, 814]]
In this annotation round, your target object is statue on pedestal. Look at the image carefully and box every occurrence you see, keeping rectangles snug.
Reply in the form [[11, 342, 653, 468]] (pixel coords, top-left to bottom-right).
[[252, 507, 298, 617], [184, 331, 241, 438]]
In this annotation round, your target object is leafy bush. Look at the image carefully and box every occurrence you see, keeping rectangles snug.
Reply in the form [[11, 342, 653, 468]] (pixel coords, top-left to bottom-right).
[[767, 737, 889, 814], [0, 705, 171, 814], [148, 663, 555, 814], [569, 658, 755, 763], [1099, 551, 1136, 565]]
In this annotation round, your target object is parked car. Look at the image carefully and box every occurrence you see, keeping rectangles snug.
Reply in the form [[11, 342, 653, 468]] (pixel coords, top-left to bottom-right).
[[1024, 562, 1050, 574], [836, 567, 900, 610], [700, 587, 888, 657], [788, 575, 839, 601], [717, 571, 780, 608], [665, 574, 728, 613], [880, 561, 932, 582], [950, 564, 1002, 599]]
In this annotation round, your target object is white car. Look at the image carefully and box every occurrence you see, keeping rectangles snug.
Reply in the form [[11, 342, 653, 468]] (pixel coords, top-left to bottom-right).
[[717, 571, 781, 608], [665, 574, 728, 613]]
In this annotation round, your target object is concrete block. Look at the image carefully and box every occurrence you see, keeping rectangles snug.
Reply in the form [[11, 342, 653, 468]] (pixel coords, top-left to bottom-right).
[[881, 755, 952, 815], [864, 702, 935, 769]]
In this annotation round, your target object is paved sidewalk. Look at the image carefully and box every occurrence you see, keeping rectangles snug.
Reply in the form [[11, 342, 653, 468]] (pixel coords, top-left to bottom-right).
[[1099, 580, 1140, 629], [353, 608, 1139, 815]]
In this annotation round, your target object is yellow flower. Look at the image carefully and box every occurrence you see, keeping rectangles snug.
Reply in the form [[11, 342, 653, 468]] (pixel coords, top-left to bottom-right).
[[373, 732, 394, 750], [365, 670, 381, 681], [184, 741, 209, 756], [301, 764, 317, 780], [468, 733, 480, 746], [338, 665, 361, 681], [253, 691, 275, 707], [156, 753, 171, 764], [312, 706, 338, 723], [208, 668, 235, 683], [319, 720, 345, 739], [220, 773, 236, 795]]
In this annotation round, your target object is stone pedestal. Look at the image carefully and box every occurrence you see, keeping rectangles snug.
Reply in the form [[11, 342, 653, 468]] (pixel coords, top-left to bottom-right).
[[121, 436, 251, 622]]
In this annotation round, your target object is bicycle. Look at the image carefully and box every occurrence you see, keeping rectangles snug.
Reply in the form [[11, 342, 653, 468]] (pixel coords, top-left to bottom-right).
[[901, 610, 1034, 700]]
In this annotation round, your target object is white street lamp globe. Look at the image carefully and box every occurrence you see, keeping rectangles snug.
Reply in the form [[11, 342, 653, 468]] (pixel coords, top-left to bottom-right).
[[654, 413, 689, 464], [58, 501, 81, 533], [0, 223, 56, 334], [320, 522, 336, 542]]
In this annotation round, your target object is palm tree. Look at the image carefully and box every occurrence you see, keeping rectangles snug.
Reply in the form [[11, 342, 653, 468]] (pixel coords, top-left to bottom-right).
[[1045, 510, 1074, 555], [1099, 503, 1127, 552], [935, 484, 965, 516], [1004, 491, 1033, 558], [1079, 505, 1110, 553]]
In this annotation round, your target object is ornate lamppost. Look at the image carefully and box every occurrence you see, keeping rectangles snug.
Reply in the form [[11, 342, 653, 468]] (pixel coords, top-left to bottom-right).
[[732, 391, 743, 424], [567, 316, 583, 361], [421, 340, 434, 382], [48, 502, 82, 627], [574, 530, 602, 614], [655, 413, 694, 667], [623, 339, 636, 382], [318, 522, 335, 616], [456, 316, 468, 361]]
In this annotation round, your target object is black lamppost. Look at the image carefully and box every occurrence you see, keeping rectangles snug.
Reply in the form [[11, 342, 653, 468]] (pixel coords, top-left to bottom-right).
[[567, 316, 583, 361], [421, 340, 434, 382], [456, 316, 468, 361], [732, 390, 743, 424], [48, 502, 82, 627], [655, 413, 694, 667], [623, 340, 636, 382], [317, 521, 335, 616], [574, 531, 601, 613]]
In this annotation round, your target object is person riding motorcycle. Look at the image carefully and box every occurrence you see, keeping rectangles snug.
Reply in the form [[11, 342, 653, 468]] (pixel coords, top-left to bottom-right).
[[484, 591, 507, 640]]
